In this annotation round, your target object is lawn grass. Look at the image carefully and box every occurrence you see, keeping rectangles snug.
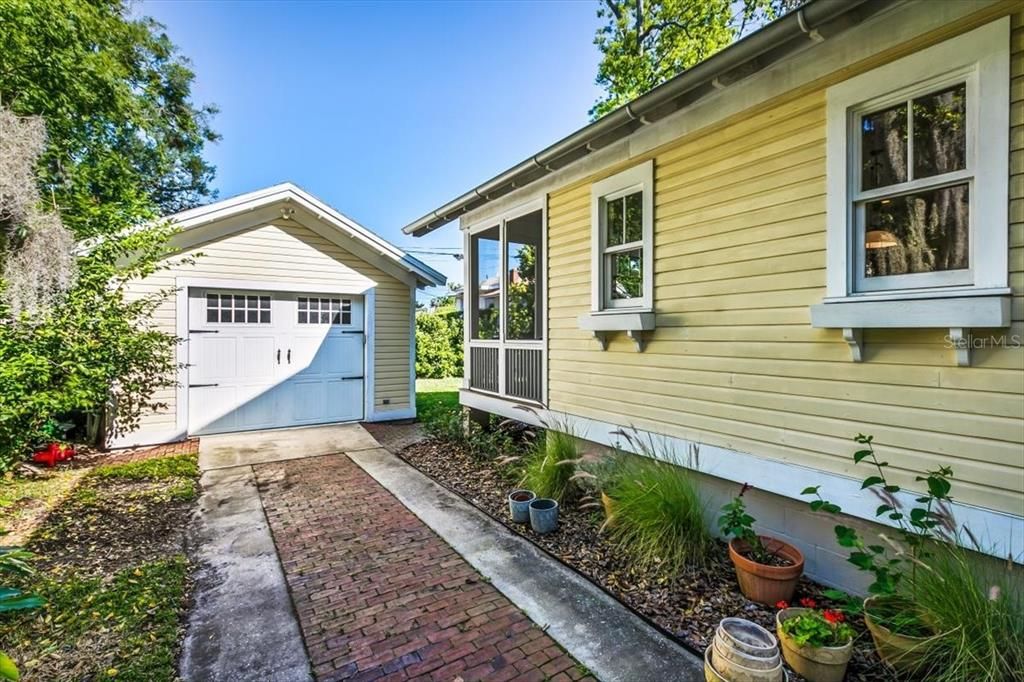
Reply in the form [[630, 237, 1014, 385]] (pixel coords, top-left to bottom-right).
[[1, 452, 200, 681], [0, 469, 85, 544], [416, 377, 461, 424]]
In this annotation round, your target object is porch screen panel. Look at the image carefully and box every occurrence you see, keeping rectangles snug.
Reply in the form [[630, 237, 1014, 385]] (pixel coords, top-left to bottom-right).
[[469, 346, 499, 393], [470, 226, 500, 340], [505, 348, 543, 403], [505, 210, 543, 340]]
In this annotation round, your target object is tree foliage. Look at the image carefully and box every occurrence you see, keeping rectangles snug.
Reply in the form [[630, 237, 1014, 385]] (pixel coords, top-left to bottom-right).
[[591, 0, 801, 119], [416, 311, 463, 379], [0, 0, 220, 239], [0, 0, 217, 467]]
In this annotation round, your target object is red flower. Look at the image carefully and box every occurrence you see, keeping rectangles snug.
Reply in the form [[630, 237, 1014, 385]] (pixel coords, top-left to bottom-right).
[[799, 597, 817, 608], [775, 600, 789, 609], [823, 609, 845, 624]]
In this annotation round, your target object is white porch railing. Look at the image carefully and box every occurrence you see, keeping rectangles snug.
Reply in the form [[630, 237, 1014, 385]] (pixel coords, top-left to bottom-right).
[[467, 341, 544, 404]]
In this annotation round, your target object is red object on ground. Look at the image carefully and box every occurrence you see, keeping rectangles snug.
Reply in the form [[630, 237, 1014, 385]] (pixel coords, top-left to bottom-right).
[[31, 442, 76, 467]]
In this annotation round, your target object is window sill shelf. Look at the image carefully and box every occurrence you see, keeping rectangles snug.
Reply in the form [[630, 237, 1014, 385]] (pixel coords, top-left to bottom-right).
[[578, 311, 656, 352], [809, 293, 1011, 366]]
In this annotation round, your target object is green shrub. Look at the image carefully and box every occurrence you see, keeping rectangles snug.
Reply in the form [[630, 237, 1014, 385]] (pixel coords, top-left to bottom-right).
[[604, 452, 712, 575], [415, 311, 463, 379], [902, 542, 1024, 682], [520, 427, 582, 502]]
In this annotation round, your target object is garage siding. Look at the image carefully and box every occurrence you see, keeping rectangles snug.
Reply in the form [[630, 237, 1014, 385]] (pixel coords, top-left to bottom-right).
[[126, 219, 413, 440]]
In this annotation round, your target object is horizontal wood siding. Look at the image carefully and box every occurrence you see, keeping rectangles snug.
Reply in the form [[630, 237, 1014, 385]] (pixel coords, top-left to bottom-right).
[[545, 8, 1024, 515], [127, 219, 412, 436]]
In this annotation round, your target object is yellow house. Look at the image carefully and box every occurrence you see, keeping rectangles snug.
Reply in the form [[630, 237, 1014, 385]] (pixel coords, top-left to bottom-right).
[[405, 0, 1024, 589], [120, 183, 445, 447]]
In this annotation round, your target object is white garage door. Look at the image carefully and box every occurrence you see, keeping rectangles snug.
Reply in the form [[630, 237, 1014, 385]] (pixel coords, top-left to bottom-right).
[[187, 288, 365, 435]]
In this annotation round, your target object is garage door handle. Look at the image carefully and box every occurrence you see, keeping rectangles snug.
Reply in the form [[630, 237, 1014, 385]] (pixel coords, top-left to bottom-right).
[[277, 349, 281, 364], [189, 383, 219, 388], [287, 349, 291, 364]]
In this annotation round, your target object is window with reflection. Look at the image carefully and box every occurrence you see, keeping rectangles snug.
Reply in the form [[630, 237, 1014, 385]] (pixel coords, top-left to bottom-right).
[[469, 226, 500, 340], [855, 82, 970, 289], [505, 211, 543, 340]]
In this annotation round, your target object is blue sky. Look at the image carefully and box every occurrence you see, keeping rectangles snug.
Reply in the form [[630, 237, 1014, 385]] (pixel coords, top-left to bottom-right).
[[140, 0, 604, 299]]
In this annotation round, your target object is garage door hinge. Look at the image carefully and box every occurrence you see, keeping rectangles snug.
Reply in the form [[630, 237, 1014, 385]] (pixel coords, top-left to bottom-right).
[[188, 383, 219, 388]]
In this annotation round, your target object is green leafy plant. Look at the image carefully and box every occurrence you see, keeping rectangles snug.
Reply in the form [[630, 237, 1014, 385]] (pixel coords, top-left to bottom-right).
[[802, 434, 956, 597], [1, 532, 44, 681], [603, 433, 711, 575], [520, 421, 583, 502], [718, 483, 777, 564], [778, 601, 855, 648]]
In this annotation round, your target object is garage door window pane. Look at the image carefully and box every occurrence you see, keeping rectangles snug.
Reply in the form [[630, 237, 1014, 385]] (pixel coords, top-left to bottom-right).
[[206, 292, 271, 325], [298, 296, 352, 325]]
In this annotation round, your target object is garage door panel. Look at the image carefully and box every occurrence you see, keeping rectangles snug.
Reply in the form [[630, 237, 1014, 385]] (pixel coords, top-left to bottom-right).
[[290, 379, 327, 422], [327, 379, 363, 422], [191, 337, 238, 383], [238, 336, 276, 379]]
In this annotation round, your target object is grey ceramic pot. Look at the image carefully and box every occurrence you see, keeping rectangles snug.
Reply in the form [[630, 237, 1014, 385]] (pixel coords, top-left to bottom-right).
[[529, 498, 559, 534], [508, 489, 536, 523]]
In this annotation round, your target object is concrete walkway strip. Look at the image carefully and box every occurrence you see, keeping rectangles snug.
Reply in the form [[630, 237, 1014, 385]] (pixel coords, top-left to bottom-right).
[[348, 447, 705, 682], [180, 466, 312, 682], [199, 423, 380, 471]]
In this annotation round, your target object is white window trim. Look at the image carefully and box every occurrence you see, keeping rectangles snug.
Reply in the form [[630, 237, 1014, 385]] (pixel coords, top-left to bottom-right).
[[590, 160, 654, 313], [823, 17, 1010, 305]]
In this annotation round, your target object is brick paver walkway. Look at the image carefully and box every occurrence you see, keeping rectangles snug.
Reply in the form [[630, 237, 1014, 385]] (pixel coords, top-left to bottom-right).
[[255, 454, 595, 682]]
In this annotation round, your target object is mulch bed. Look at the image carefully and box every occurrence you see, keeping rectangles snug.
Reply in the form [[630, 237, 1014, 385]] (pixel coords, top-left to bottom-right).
[[29, 478, 196, 580], [399, 437, 898, 682]]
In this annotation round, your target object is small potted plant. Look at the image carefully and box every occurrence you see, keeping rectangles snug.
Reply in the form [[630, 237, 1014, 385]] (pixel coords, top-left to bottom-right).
[[775, 598, 855, 682], [719, 483, 804, 605]]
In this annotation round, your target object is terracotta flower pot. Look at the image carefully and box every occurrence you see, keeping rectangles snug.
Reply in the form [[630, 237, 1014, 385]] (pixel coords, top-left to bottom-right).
[[863, 595, 936, 673], [775, 608, 853, 682], [728, 537, 804, 606]]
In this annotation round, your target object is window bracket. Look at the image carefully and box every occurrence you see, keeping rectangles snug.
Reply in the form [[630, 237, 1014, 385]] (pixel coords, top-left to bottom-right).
[[842, 328, 864, 362], [626, 329, 647, 352], [948, 327, 971, 367], [590, 330, 610, 351]]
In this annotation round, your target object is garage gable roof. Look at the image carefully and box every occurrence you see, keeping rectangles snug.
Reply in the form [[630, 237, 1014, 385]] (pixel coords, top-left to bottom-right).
[[169, 183, 446, 287]]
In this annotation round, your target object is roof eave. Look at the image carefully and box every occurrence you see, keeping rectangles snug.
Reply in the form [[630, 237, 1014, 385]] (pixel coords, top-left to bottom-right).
[[403, 0, 892, 237]]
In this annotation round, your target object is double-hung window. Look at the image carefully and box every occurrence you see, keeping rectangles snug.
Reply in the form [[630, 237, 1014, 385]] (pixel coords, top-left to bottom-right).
[[590, 161, 654, 312], [821, 18, 1009, 304]]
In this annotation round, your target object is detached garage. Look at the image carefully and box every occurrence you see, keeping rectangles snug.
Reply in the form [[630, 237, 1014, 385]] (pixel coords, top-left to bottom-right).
[[116, 183, 445, 446]]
